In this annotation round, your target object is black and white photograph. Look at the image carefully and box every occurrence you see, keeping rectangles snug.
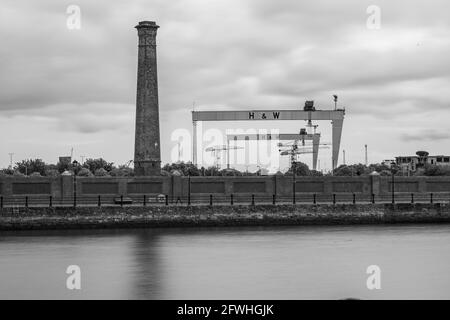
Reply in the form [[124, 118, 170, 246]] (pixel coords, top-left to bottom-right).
[[1, 0, 450, 306]]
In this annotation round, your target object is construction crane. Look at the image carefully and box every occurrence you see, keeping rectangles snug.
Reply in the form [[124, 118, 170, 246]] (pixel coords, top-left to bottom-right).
[[279, 145, 330, 169], [277, 127, 330, 170], [124, 160, 134, 168], [205, 145, 243, 169], [278, 132, 330, 170]]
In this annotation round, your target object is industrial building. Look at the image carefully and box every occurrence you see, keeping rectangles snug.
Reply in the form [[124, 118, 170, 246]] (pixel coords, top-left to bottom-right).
[[396, 151, 450, 172]]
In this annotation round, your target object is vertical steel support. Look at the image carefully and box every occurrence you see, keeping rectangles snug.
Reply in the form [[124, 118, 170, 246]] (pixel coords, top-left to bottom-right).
[[331, 118, 344, 169], [312, 133, 320, 171], [192, 119, 197, 166]]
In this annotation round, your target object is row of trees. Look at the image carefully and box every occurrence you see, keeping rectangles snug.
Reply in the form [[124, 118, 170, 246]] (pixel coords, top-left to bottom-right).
[[332, 163, 450, 176], [0, 159, 320, 177], [161, 162, 271, 176], [163, 162, 450, 177], [161, 161, 323, 176], [0, 158, 133, 177], [2, 159, 450, 177], [332, 163, 395, 176]]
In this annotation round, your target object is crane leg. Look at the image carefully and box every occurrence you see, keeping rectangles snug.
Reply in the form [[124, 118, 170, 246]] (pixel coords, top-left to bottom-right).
[[192, 121, 197, 166], [312, 134, 320, 171], [332, 119, 343, 169]]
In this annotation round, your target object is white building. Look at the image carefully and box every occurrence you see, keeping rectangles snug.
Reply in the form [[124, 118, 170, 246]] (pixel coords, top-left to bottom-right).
[[395, 151, 450, 172]]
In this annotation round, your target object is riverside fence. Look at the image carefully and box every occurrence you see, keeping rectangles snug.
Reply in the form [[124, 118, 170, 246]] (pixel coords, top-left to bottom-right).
[[1, 192, 450, 208]]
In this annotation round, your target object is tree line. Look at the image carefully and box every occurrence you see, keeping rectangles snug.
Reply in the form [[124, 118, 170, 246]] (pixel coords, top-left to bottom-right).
[[1, 159, 449, 177], [0, 158, 131, 177]]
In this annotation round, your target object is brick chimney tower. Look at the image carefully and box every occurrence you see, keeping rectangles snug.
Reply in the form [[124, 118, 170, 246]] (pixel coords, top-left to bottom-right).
[[134, 21, 161, 176]]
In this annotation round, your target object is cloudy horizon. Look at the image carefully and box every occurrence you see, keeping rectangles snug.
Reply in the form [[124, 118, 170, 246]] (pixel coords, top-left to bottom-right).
[[1, 0, 449, 172]]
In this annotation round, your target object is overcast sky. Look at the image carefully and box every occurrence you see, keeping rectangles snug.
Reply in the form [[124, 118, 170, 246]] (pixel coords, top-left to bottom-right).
[[1, 0, 449, 171]]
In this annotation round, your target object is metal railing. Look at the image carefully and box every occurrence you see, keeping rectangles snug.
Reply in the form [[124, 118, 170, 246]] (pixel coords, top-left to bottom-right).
[[0, 192, 449, 209]]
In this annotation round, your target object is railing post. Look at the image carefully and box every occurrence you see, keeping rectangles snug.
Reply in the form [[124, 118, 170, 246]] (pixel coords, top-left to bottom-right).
[[143, 195, 146, 207], [120, 195, 123, 207], [49, 195, 53, 208], [209, 194, 213, 206], [411, 193, 414, 204], [372, 193, 375, 204], [392, 182, 395, 204], [313, 193, 316, 204], [391, 172, 395, 204], [25, 196, 28, 208], [0, 196, 3, 209], [73, 194, 77, 208], [352, 193, 356, 205], [165, 194, 169, 206], [251, 194, 255, 206], [333, 194, 336, 205], [272, 194, 276, 205], [98, 195, 101, 207], [430, 193, 433, 204], [230, 194, 234, 205]]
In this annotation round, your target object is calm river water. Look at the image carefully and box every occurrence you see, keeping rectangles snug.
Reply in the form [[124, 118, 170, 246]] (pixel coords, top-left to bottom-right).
[[1, 224, 449, 299]]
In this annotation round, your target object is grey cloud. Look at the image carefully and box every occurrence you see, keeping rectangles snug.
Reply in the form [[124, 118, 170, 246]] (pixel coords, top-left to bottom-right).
[[401, 130, 450, 142], [1, 0, 450, 167], [2, 102, 134, 134]]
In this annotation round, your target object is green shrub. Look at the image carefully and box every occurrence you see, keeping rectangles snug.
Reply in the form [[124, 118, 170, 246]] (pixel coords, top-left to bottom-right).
[[94, 168, 109, 176], [77, 168, 93, 177]]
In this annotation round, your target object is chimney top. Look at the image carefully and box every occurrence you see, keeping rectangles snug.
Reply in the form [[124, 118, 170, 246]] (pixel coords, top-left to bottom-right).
[[136, 21, 159, 29]]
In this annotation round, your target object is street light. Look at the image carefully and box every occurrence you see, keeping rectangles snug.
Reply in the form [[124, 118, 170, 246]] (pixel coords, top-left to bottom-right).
[[188, 173, 191, 205], [391, 167, 398, 204], [292, 161, 296, 204]]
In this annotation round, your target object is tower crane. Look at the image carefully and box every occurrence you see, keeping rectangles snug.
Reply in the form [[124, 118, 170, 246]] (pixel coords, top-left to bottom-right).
[[205, 145, 243, 169], [124, 160, 134, 168], [279, 145, 330, 169]]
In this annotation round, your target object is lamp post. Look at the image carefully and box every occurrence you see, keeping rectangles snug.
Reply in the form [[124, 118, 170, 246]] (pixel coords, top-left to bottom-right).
[[73, 171, 77, 207], [391, 167, 398, 204], [188, 174, 191, 205], [391, 171, 394, 204], [292, 161, 296, 204]]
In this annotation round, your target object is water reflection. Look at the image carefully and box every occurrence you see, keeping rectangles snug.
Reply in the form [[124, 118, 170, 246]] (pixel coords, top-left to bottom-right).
[[130, 230, 162, 299], [1, 224, 450, 299]]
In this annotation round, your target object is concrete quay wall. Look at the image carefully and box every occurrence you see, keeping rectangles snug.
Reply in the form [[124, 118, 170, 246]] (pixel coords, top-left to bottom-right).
[[2, 176, 450, 202], [1, 203, 449, 231]]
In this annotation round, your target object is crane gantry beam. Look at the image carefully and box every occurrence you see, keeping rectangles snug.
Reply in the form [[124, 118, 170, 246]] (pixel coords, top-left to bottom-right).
[[192, 108, 345, 169]]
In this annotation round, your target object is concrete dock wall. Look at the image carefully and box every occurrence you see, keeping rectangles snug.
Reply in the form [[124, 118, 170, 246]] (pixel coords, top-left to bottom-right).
[[0, 203, 449, 231], [1, 175, 450, 201]]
